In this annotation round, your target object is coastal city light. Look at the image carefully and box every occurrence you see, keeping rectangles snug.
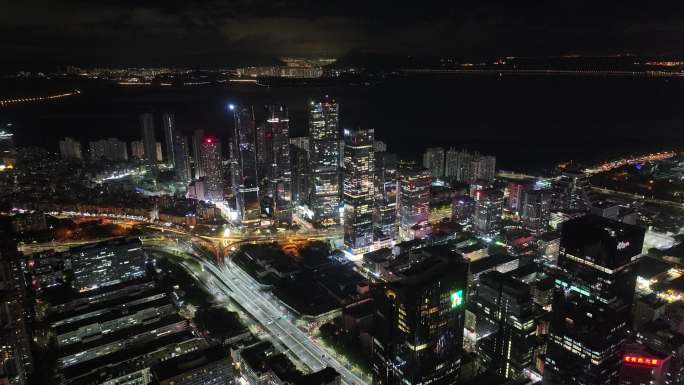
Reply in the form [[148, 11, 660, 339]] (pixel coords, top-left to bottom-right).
[[3, 4, 684, 385]]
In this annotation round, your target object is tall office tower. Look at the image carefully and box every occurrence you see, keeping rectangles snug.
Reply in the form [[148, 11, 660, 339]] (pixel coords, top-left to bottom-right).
[[231, 105, 261, 225], [475, 271, 539, 380], [374, 152, 398, 244], [374, 140, 387, 152], [0, 124, 16, 168], [130, 141, 145, 159], [342, 128, 375, 255], [162, 113, 176, 167], [544, 215, 645, 385], [308, 96, 341, 227], [59, 137, 82, 160], [397, 162, 431, 241], [199, 137, 224, 202], [290, 144, 309, 206], [507, 182, 524, 213], [372, 246, 469, 385], [192, 129, 205, 179], [520, 188, 551, 236], [256, 106, 291, 221], [423, 147, 445, 179], [155, 142, 163, 162], [139, 113, 157, 164], [473, 188, 503, 236], [173, 134, 192, 183]]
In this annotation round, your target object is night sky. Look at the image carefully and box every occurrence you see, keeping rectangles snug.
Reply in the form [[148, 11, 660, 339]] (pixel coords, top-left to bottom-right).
[[3, 1, 684, 70]]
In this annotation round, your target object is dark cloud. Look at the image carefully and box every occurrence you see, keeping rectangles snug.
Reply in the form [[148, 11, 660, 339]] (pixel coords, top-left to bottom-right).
[[3, 1, 684, 70]]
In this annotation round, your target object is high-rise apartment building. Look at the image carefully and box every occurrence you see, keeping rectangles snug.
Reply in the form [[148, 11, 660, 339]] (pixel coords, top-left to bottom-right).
[[155, 142, 163, 162], [397, 162, 431, 241], [59, 137, 82, 160], [372, 245, 469, 385], [200, 137, 223, 202], [308, 96, 340, 227], [342, 128, 375, 255], [139, 113, 157, 165], [88, 138, 128, 162], [130, 140, 145, 159], [544, 215, 645, 385], [423, 147, 445, 179], [444, 149, 496, 183]]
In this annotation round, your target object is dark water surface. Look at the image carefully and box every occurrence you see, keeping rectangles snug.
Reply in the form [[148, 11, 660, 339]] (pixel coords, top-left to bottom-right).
[[2, 75, 683, 172]]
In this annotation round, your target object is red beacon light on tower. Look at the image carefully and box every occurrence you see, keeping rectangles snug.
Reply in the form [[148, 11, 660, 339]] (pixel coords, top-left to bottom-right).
[[623, 355, 660, 367]]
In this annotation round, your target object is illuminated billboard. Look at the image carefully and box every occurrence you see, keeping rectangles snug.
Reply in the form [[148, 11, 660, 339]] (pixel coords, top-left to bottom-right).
[[450, 289, 464, 308]]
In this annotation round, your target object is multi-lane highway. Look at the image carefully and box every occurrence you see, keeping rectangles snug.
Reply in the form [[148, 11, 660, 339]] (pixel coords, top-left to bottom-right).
[[152, 240, 368, 385]]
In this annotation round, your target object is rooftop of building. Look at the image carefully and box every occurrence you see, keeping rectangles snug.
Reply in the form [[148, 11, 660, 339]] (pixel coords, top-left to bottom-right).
[[470, 254, 518, 275], [62, 331, 198, 383], [480, 271, 530, 296], [343, 298, 374, 318], [457, 242, 487, 254], [59, 314, 186, 358], [153, 344, 229, 382], [539, 231, 561, 242], [392, 245, 467, 286], [363, 247, 393, 264], [637, 256, 672, 279]]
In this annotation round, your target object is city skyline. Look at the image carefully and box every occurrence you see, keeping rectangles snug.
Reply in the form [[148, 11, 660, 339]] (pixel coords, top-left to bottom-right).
[[3, 5, 684, 385]]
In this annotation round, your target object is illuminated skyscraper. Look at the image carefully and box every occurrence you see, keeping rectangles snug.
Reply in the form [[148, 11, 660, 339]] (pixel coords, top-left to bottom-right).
[[423, 147, 445, 178], [173, 134, 191, 183], [397, 162, 431, 240], [372, 245, 469, 385], [200, 137, 223, 201], [231, 105, 261, 225], [473, 188, 503, 236], [520, 188, 551, 236], [192, 129, 205, 179], [308, 96, 340, 227], [374, 152, 398, 245], [544, 215, 645, 385], [343, 128, 375, 255], [259, 105, 292, 224], [139, 113, 157, 165], [162, 113, 176, 167], [475, 271, 539, 380]]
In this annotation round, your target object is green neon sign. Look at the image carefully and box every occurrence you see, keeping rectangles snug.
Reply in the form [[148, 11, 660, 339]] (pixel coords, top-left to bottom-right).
[[451, 290, 464, 308]]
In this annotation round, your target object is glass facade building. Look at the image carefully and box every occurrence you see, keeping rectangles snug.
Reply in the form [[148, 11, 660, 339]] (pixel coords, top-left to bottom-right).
[[308, 96, 340, 227], [342, 128, 375, 255]]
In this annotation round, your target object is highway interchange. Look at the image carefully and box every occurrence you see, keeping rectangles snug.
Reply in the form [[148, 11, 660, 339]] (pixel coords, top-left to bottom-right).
[[145, 230, 368, 385]]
